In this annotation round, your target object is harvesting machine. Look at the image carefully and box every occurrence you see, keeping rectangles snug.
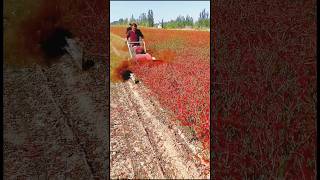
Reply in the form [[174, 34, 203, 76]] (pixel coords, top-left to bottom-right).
[[124, 39, 156, 84], [126, 39, 156, 61]]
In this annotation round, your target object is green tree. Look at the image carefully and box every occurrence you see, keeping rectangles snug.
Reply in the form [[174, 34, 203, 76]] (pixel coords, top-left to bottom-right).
[[130, 14, 135, 23], [185, 15, 193, 27], [196, 9, 209, 28], [138, 13, 148, 26], [147, 10, 154, 27], [176, 15, 186, 28]]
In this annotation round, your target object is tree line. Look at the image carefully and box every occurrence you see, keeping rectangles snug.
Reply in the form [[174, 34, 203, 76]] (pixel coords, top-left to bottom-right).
[[111, 9, 210, 29], [111, 10, 154, 27]]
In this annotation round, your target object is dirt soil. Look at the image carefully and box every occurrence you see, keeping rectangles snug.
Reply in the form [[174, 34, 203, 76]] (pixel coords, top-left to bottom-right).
[[3, 55, 109, 179], [110, 79, 209, 179]]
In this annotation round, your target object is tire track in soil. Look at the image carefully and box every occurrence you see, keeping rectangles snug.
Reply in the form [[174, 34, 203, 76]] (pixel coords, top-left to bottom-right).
[[111, 82, 165, 179], [110, 80, 209, 179], [41, 55, 109, 179], [4, 54, 109, 179]]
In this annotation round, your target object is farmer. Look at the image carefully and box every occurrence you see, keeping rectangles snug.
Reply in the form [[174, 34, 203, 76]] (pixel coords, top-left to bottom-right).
[[126, 23, 145, 55], [126, 22, 144, 46]]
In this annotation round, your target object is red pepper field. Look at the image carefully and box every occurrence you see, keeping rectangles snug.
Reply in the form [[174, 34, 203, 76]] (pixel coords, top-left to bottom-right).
[[212, 0, 316, 178], [111, 27, 211, 160]]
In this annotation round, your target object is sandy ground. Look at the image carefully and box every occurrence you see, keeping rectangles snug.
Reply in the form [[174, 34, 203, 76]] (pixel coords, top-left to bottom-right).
[[3, 54, 109, 179]]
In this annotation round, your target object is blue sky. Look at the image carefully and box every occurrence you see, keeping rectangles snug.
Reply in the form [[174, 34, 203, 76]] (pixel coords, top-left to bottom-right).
[[110, 1, 210, 23]]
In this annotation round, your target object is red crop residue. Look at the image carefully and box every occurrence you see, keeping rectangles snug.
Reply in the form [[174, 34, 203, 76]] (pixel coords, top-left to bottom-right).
[[111, 60, 134, 82], [153, 49, 177, 63], [212, 0, 316, 179], [111, 59, 166, 82]]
